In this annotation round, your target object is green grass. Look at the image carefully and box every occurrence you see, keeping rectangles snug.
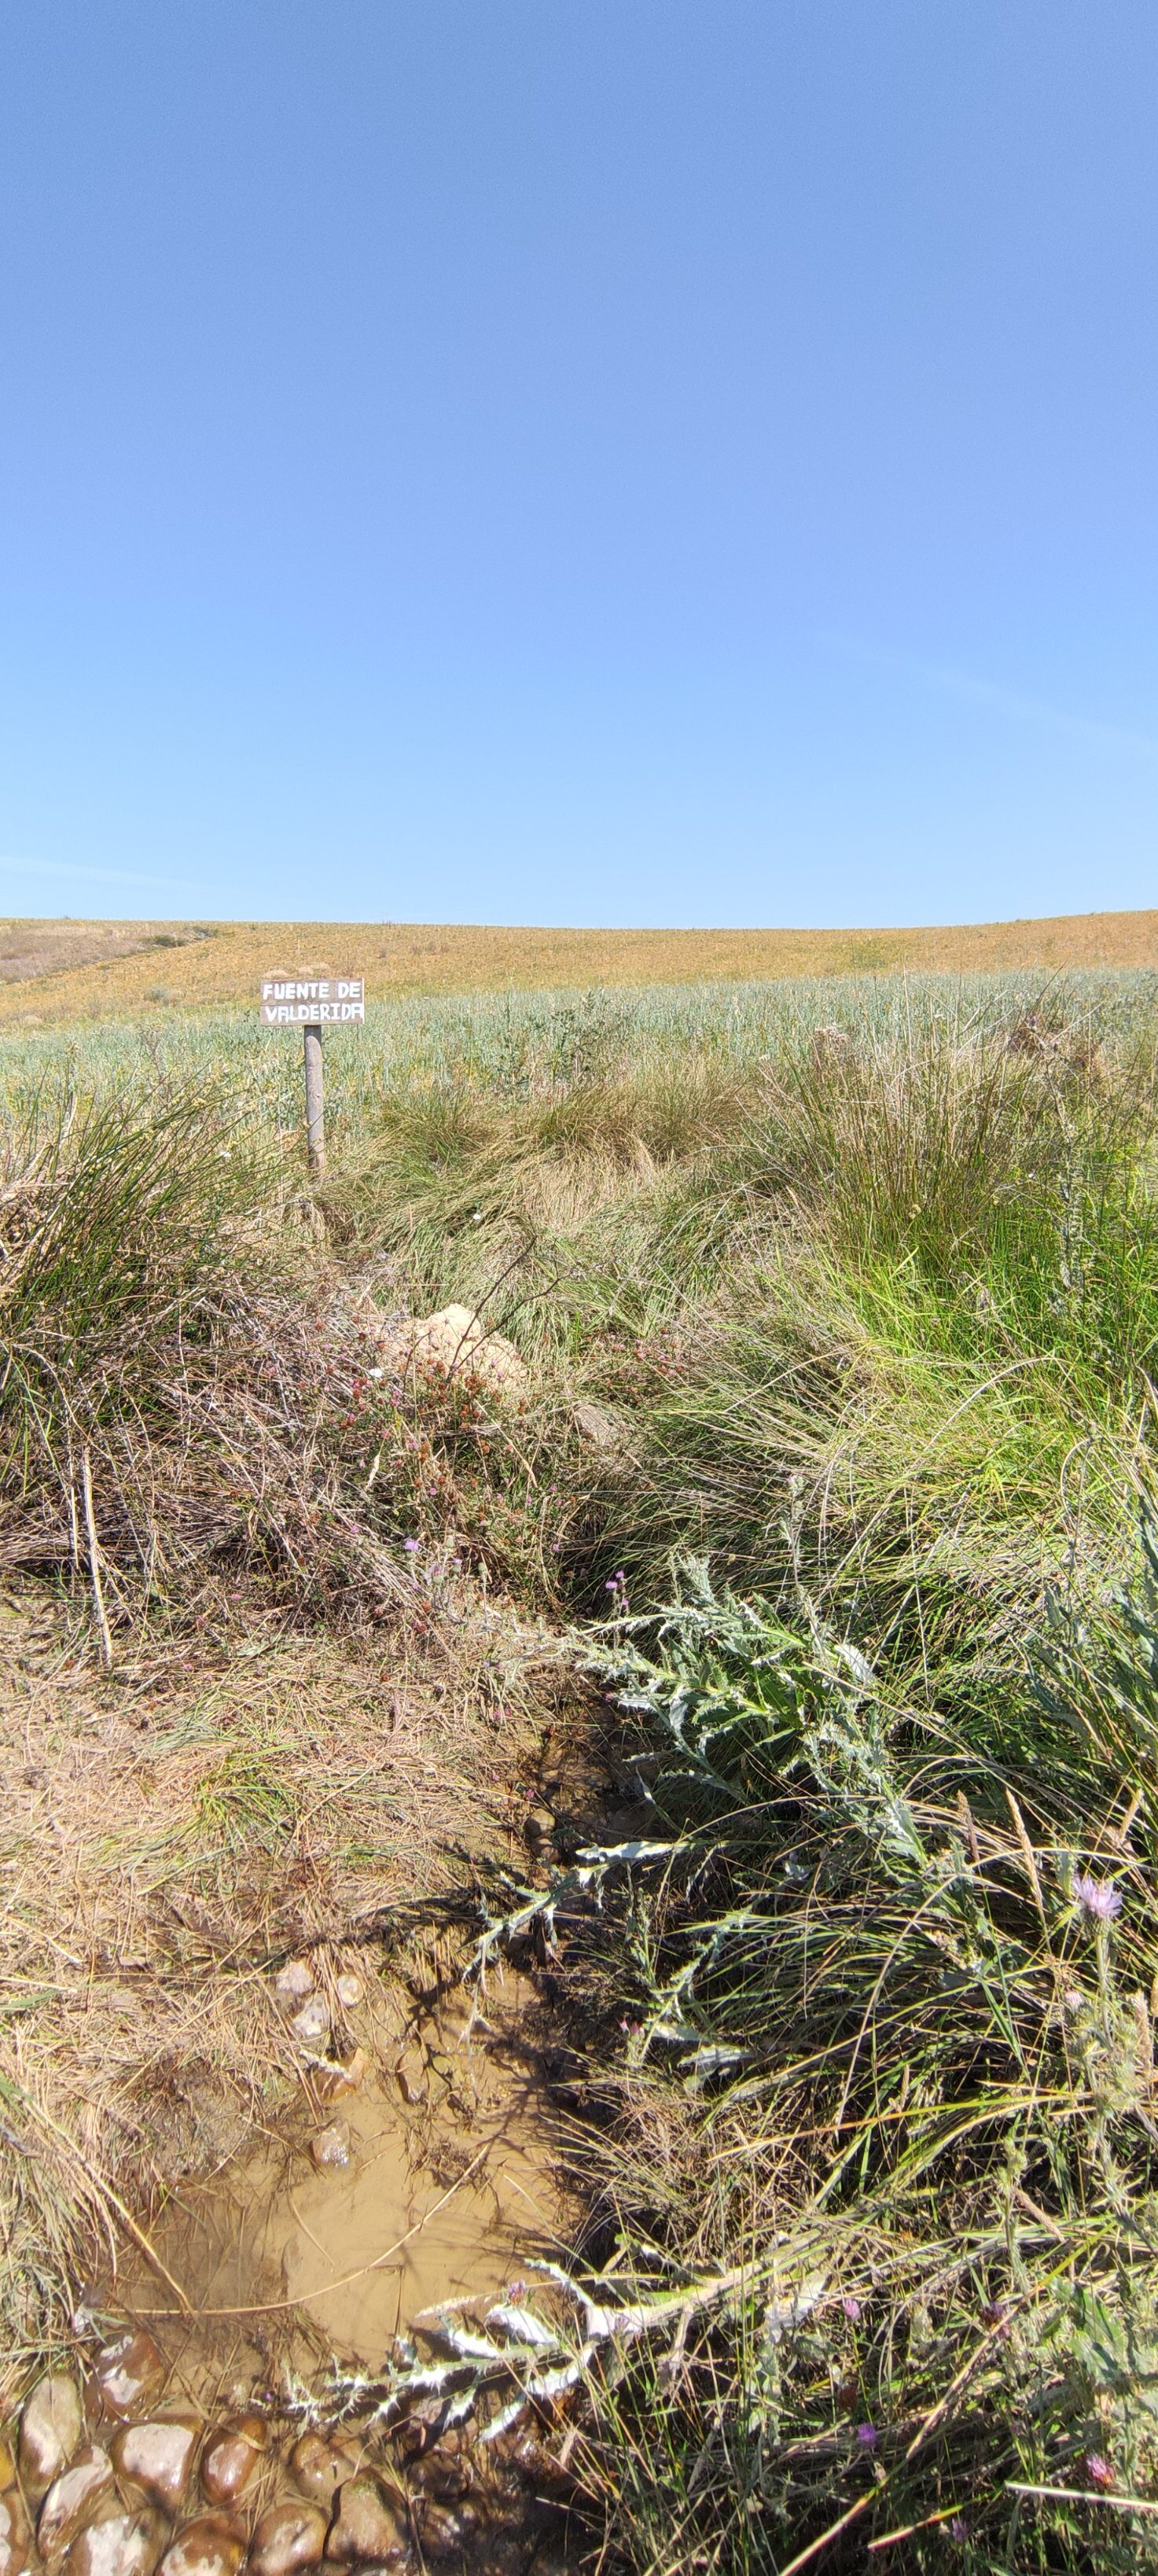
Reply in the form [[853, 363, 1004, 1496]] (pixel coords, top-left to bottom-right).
[[6, 969, 1158, 2559], [562, 1551, 1158, 2570]]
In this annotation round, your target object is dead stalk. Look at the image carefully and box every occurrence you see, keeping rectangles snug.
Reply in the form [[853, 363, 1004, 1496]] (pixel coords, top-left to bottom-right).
[[80, 1448, 113, 1670]]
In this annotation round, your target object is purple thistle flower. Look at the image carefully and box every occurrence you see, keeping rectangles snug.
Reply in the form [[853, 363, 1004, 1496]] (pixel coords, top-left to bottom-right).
[[855, 2423, 877, 2449], [403, 1537, 420, 1552], [1086, 2452, 1115, 2490], [1074, 1872, 1123, 1924], [842, 2296, 861, 2322], [949, 2518, 968, 2541]]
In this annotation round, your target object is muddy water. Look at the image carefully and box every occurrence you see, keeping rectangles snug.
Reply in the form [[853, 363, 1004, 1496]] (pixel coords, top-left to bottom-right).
[[131, 1978, 561, 2371], [26, 1963, 586, 2574]]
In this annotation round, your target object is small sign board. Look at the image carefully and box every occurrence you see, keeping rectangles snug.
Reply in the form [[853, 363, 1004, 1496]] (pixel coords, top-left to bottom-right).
[[259, 977, 365, 1026]]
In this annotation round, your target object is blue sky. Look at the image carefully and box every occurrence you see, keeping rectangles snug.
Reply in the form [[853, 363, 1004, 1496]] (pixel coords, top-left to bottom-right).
[[1, 1, 1155, 928]]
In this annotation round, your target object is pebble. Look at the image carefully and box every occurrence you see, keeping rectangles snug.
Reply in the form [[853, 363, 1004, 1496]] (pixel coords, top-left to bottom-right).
[[38, 2448, 116, 2562], [112, 2419, 200, 2515], [288, 1996, 331, 2049], [156, 2516, 246, 2576], [65, 2509, 169, 2576], [309, 2121, 351, 2171], [274, 1961, 316, 2007], [503, 2431, 574, 2495], [247, 2504, 329, 2576], [199, 2420, 267, 2508], [19, 2374, 84, 2497], [410, 2457, 471, 2504], [334, 1974, 363, 2011], [524, 1808, 556, 1853], [319, 2049, 368, 2101], [316, 2563, 408, 2576], [93, 2333, 167, 2423], [413, 2504, 472, 2564], [288, 2437, 359, 2508], [0, 2489, 30, 2576], [326, 2478, 406, 2562]]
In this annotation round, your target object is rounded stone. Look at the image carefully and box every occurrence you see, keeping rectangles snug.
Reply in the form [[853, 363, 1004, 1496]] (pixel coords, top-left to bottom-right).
[[247, 2503, 329, 2576], [112, 2420, 200, 2515], [156, 2516, 246, 2576], [65, 2508, 169, 2576], [198, 2420, 267, 2508], [0, 2487, 31, 2576], [326, 2479, 406, 2563], [504, 2431, 575, 2495], [288, 2438, 359, 2508], [413, 2503, 472, 2564], [274, 1961, 315, 2008], [410, 2457, 471, 2504], [334, 1974, 363, 2011], [38, 2449, 116, 2563], [309, 2122, 350, 2172], [289, 1996, 331, 2049], [318, 2050, 367, 2101], [93, 2335, 167, 2424], [317, 2565, 405, 2576], [20, 2373, 84, 2497]]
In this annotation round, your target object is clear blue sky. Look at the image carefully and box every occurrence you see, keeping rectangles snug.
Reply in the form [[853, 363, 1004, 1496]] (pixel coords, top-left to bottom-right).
[[1, 2, 1155, 929]]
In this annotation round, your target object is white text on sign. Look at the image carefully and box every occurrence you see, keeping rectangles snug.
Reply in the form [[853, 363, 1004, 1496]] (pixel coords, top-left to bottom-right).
[[259, 977, 366, 1025]]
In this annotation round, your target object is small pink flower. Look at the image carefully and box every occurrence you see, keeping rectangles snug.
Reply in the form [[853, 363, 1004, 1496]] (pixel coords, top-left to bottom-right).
[[1086, 2453, 1115, 2490], [842, 2296, 861, 2322], [1074, 1873, 1123, 1923], [855, 2423, 877, 2449]]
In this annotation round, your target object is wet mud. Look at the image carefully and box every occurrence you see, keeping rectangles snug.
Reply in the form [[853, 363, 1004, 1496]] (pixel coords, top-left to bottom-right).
[[131, 1972, 561, 2375], [3, 1960, 584, 2576]]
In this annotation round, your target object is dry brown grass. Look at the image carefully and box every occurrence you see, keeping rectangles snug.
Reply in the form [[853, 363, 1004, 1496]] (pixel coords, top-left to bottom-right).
[[0, 921, 215, 987], [2, 909, 1157, 1026], [0, 1581, 553, 2384]]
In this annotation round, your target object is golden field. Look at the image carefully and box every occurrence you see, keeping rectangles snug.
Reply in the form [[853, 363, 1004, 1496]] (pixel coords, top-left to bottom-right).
[[2, 907, 1157, 1023]]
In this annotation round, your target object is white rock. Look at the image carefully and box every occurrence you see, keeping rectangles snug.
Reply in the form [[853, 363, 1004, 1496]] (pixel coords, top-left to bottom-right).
[[288, 1995, 331, 2048], [19, 2375, 83, 2499], [38, 2450, 116, 2563], [66, 2510, 168, 2576], [309, 2120, 350, 2171], [376, 1304, 529, 1404], [274, 1960, 315, 2007]]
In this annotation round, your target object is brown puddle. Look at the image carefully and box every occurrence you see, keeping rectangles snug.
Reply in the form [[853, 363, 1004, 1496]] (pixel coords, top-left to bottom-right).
[[128, 1970, 563, 2375], [10, 1958, 586, 2574]]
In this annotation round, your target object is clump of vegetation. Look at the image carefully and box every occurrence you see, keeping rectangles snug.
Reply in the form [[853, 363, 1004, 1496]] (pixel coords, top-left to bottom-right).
[[559, 1551, 1158, 2570], [5, 972, 1158, 2562]]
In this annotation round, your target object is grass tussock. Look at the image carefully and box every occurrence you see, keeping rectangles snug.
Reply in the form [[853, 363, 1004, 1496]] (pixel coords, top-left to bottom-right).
[[5, 974, 1158, 2560], [558, 1552, 1158, 2570]]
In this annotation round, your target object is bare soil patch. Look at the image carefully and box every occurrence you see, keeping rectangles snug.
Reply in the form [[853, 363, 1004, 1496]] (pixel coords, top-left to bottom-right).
[[0, 1585, 568, 2379]]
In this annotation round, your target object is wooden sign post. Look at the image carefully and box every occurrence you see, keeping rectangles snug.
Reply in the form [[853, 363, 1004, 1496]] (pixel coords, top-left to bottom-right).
[[303, 1021, 325, 1177], [259, 977, 366, 1181]]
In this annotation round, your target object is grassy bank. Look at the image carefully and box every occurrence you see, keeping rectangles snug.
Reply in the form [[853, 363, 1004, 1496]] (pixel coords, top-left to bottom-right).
[[4, 971, 1158, 2565]]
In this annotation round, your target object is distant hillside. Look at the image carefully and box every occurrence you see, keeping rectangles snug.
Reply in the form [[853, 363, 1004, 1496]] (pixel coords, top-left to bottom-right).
[[1, 910, 1156, 1024]]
